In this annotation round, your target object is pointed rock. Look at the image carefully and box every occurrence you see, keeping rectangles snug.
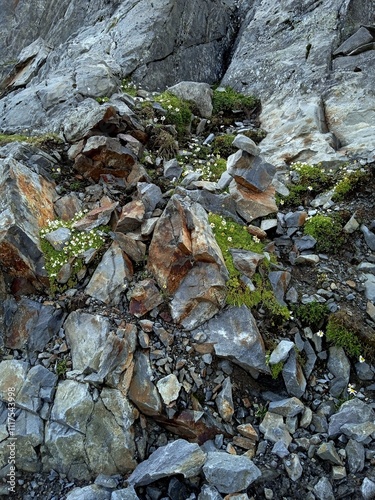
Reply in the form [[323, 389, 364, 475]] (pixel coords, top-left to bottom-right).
[[229, 181, 277, 223], [156, 374, 182, 405], [128, 351, 162, 417], [216, 378, 234, 422], [227, 152, 275, 193], [85, 241, 133, 305]]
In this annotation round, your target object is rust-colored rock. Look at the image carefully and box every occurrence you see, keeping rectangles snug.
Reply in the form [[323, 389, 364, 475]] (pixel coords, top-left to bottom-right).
[[0, 157, 56, 288], [229, 181, 277, 223], [116, 200, 146, 232], [128, 279, 164, 317]]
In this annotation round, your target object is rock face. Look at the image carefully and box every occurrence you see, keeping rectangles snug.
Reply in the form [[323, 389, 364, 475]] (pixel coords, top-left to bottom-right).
[[221, 0, 375, 165]]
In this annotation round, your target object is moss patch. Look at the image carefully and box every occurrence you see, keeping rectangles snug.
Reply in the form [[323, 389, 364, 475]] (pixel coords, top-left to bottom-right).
[[326, 311, 363, 358], [212, 86, 259, 115], [304, 214, 345, 253]]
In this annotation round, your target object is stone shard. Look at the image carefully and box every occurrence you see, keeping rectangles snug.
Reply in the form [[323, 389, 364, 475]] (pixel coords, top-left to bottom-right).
[[128, 279, 164, 318], [85, 241, 133, 305], [215, 377, 234, 422], [64, 311, 111, 373], [203, 451, 261, 494], [229, 181, 277, 223], [191, 305, 269, 375], [282, 349, 306, 398], [156, 374, 182, 405], [227, 152, 275, 193], [268, 397, 304, 418], [127, 439, 206, 486], [0, 156, 56, 288], [328, 399, 375, 438], [128, 350, 162, 417]]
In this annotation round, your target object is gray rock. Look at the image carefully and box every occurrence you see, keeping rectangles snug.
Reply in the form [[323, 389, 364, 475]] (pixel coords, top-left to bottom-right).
[[85, 241, 133, 305], [283, 453, 303, 482], [111, 486, 139, 500], [202, 451, 261, 494], [268, 397, 304, 418], [269, 340, 295, 365], [333, 26, 374, 55], [215, 377, 234, 423], [361, 478, 375, 500], [128, 439, 206, 486], [229, 249, 264, 278], [268, 270, 291, 306], [259, 412, 292, 448], [229, 180, 277, 222], [361, 225, 375, 251], [198, 484, 223, 500], [17, 365, 57, 413], [316, 441, 342, 465], [282, 349, 306, 398], [191, 305, 269, 375], [44, 227, 72, 251], [227, 152, 275, 193], [364, 273, 375, 303], [341, 421, 375, 442], [64, 311, 110, 373], [156, 374, 182, 406], [313, 477, 335, 500], [293, 235, 317, 252], [128, 350, 162, 417], [164, 159, 182, 181], [232, 134, 260, 156], [66, 485, 111, 500], [0, 360, 29, 399], [271, 440, 289, 458], [328, 399, 375, 438], [168, 81, 213, 118], [136, 183, 163, 216], [346, 439, 365, 473], [327, 346, 350, 397]]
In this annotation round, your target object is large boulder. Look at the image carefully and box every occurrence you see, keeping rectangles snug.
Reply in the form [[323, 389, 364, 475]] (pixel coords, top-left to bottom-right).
[[147, 194, 228, 330]]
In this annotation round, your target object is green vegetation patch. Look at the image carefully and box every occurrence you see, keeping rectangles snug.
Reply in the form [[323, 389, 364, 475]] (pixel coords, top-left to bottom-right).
[[303, 214, 345, 254], [178, 144, 227, 182], [40, 211, 108, 293], [326, 312, 363, 358], [212, 134, 237, 158], [121, 78, 139, 97], [151, 91, 192, 138], [332, 169, 368, 202], [0, 133, 62, 147], [294, 301, 329, 329], [208, 213, 290, 321], [212, 86, 259, 115]]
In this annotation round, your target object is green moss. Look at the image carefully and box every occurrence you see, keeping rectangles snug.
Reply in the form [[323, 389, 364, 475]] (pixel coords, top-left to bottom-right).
[[121, 78, 138, 97], [0, 133, 62, 147], [304, 214, 345, 253], [270, 361, 284, 380], [294, 301, 329, 329], [212, 134, 236, 158], [332, 169, 367, 201], [153, 91, 192, 138], [96, 96, 110, 104], [326, 312, 363, 358], [212, 86, 259, 115], [56, 359, 68, 378], [40, 211, 108, 294], [209, 213, 290, 321]]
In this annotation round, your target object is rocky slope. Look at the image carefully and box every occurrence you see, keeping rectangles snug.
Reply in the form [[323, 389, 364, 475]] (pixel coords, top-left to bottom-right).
[[0, 1, 375, 499]]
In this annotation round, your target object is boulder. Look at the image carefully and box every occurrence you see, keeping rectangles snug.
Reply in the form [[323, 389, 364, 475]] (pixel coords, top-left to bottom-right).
[[227, 152, 275, 193], [168, 81, 213, 118]]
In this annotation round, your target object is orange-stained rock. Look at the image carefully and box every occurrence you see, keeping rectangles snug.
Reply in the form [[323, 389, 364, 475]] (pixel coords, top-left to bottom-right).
[[0, 157, 56, 288], [229, 180, 277, 223]]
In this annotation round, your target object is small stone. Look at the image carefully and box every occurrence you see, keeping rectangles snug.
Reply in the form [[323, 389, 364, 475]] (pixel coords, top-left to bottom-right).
[[346, 439, 365, 473], [313, 477, 335, 500], [268, 397, 304, 417], [361, 478, 375, 500], [332, 466, 346, 480], [283, 453, 303, 481], [269, 340, 294, 365], [259, 412, 292, 448], [237, 423, 258, 442], [44, 227, 72, 251], [156, 374, 182, 405], [215, 378, 234, 422], [316, 441, 342, 465], [232, 134, 260, 155], [271, 440, 289, 458]]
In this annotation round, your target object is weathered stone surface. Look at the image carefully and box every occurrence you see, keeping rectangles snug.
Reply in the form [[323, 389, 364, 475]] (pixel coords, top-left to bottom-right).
[[72, 201, 118, 231], [346, 439, 365, 473], [268, 397, 304, 418], [232, 134, 260, 156], [136, 182, 163, 216], [229, 181, 277, 223], [230, 249, 264, 278], [168, 81, 213, 118], [128, 350, 162, 417], [316, 441, 342, 466], [227, 152, 275, 193], [191, 306, 269, 375], [0, 360, 29, 400], [128, 439, 206, 486], [44, 227, 72, 251], [85, 241, 133, 305], [361, 478, 375, 500], [117, 200, 146, 233], [282, 349, 306, 398], [327, 346, 350, 397], [128, 279, 163, 317], [215, 377, 234, 423], [259, 412, 292, 448], [66, 485, 111, 500], [283, 453, 303, 482], [203, 451, 261, 494], [17, 365, 57, 413], [111, 487, 139, 500], [328, 399, 375, 438], [5, 297, 65, 354], [64, 311, 110, 373], [269, 340, 294, 365], [156, 374, 182, 406], [268, 271, 291, 306], [148, 194, 227, 330], [313, 477, 335, 500], [0, 156, 56, 287]]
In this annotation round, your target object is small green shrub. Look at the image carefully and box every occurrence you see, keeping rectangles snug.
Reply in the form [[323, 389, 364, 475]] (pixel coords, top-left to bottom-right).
[[56, 359, 68, 378], [40, 211, 108, 293], [212, 134, 236, 158], [121, 79, 138, 97], [332, 169, 367, 201], [178, 145, 227, 182], [294, 301, 329, 329], [270, 361, 284, 380], [0, 133, 62, 147], [96, 96, 110, 104], [152, 91, 192, 137], [304, 214, 344, 253], [326, 312, 362, 358], [212, 86, 259, 115]]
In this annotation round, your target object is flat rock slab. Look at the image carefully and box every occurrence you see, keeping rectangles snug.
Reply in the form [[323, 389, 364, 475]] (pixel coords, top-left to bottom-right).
[[203, 451, 261, 494], [127, 439, 206, 486], [191, 305, 268, 375]]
